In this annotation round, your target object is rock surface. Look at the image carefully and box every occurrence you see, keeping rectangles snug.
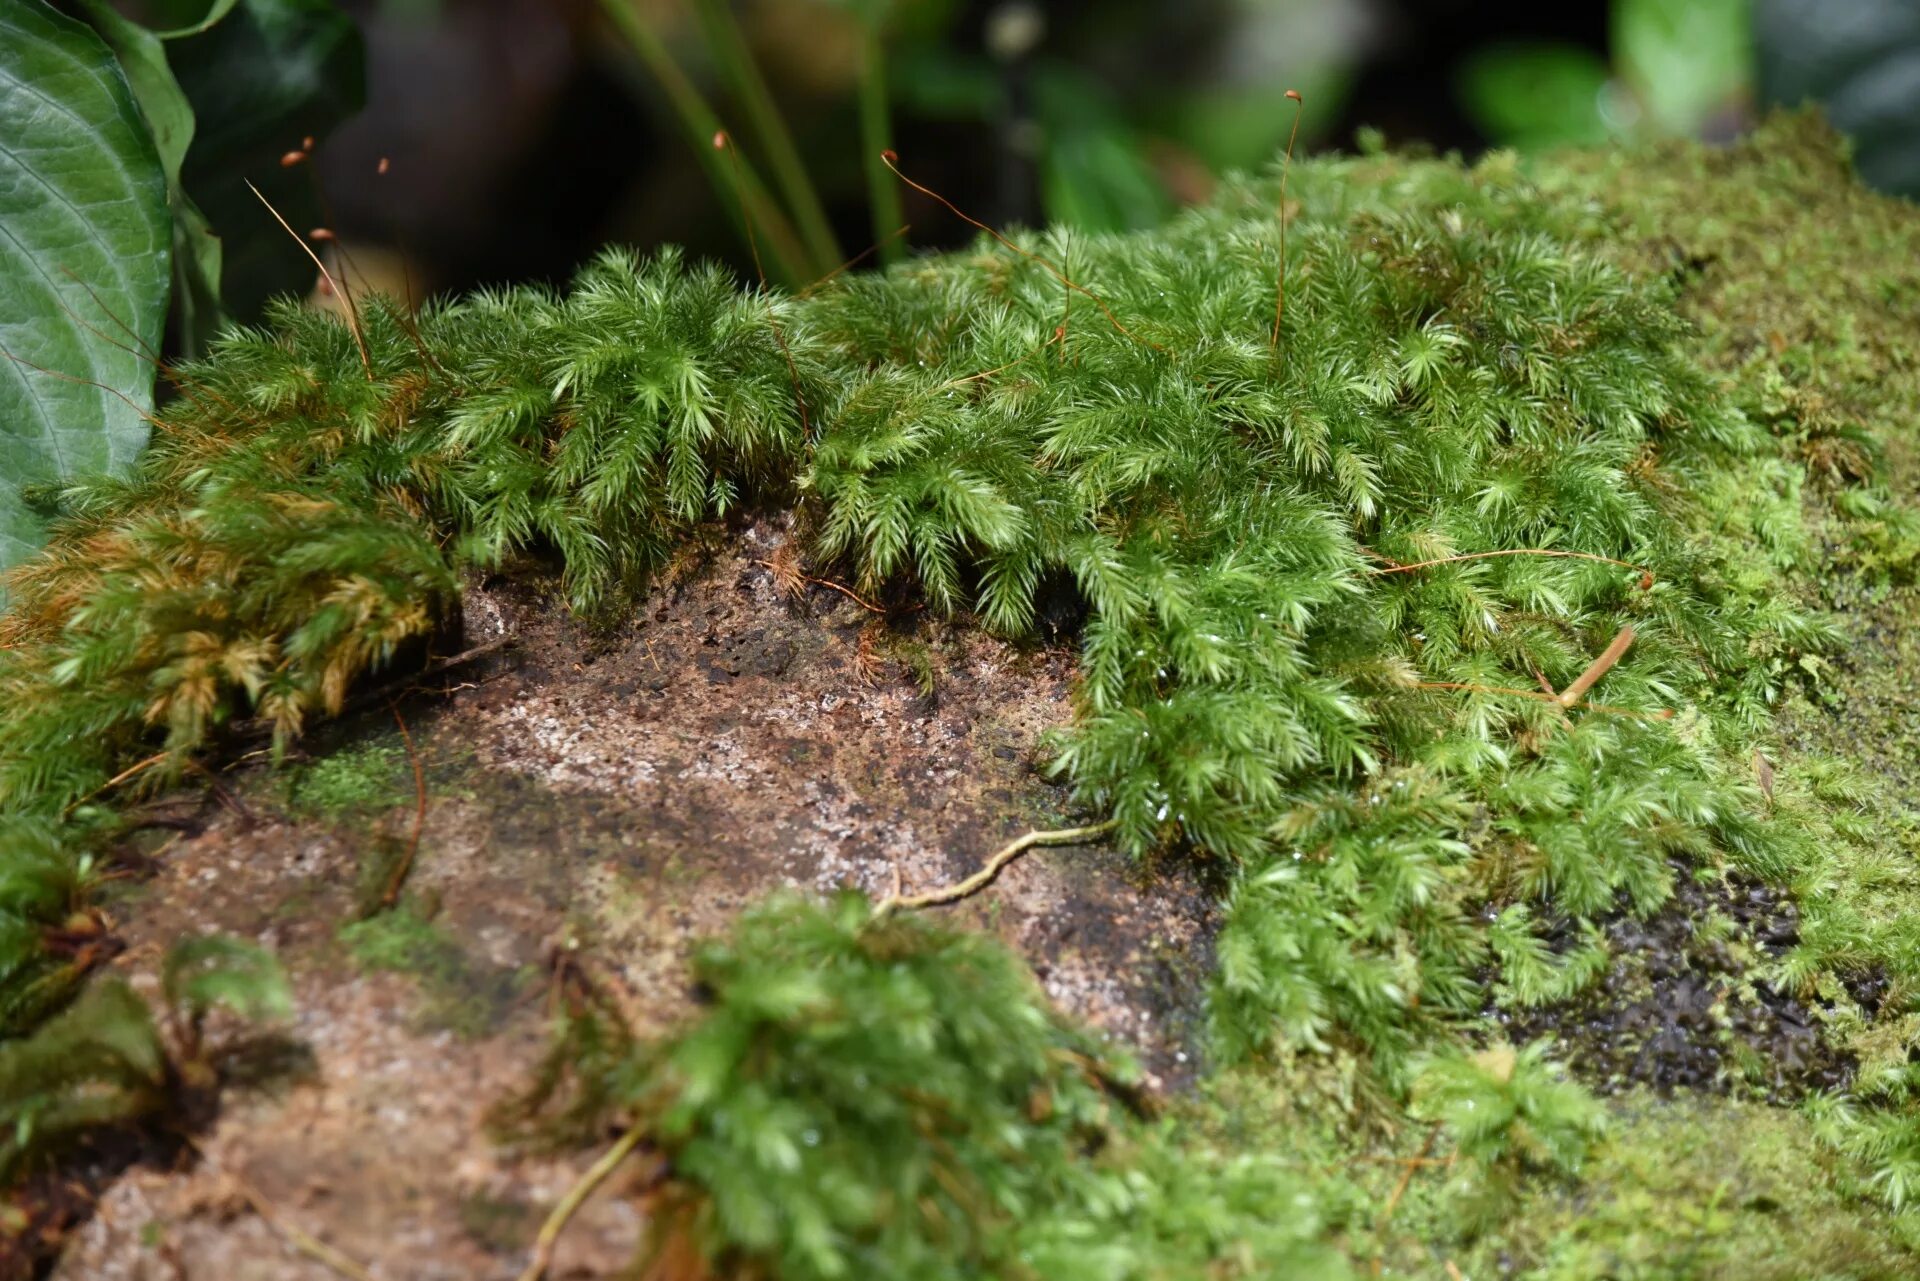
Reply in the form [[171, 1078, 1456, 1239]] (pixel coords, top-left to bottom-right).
[[56, 521, 1214, 1280]]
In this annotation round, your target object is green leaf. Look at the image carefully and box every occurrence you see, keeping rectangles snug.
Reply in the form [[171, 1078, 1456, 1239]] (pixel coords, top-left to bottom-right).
[[157, 0, 241, 40], [73, 0, 362, 351], [167, 183, 225, 354], [70, 0, 227, 355], [1032, 68, 1170, 232], [1166, 77, 1346, 173], [890, 45, 999, 119], [69, 0, 190, 175], [0, 0, 170, 573], [1457, 42, 1615, 150], [1614, 0, 1751, 135]]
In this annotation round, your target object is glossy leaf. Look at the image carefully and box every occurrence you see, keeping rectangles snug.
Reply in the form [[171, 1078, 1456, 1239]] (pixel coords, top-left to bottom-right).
[[0, 0, 170, 571]]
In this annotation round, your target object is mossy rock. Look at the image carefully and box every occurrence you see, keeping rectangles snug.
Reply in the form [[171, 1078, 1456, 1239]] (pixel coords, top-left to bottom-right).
[[9, 111, 1920, 1278]]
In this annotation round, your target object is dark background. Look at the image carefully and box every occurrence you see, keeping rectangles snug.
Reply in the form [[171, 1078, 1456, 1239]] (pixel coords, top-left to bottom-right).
[[178, 0, 1920, 303]]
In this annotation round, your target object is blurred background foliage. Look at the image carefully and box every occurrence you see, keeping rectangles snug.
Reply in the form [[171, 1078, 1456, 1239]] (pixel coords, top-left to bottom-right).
[[89, 0, 1920, 314]]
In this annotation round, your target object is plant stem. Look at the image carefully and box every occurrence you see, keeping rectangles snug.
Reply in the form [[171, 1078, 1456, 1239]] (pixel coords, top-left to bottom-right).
[[1557, 625, 1635, 708], [876, 818, 1117, 914], [517, 1127, 648, 1281], [1377, 1122, 1443, 1232], [857, 19, 904, 267], [1362, 548, 1645, 577], [597, 0, 811, 285], [689, 0, 841, 276], [186, 1140, 374, 1281]]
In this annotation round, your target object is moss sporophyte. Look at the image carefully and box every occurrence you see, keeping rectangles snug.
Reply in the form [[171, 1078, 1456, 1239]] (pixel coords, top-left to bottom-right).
[[4, 112, 1920, 1276]]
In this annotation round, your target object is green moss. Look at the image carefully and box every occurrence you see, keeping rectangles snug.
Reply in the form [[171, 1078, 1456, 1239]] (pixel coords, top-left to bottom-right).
[[1162, 1070, 1920, 1279], [500, 892, 1345, 1280], [279, 739, 412, 822], [457, 1191, 542, 1254], [338, 904, 530, 1040], [1538, 116, 1920, 486], [1511, 114, 1920, 1075], [1458, 1098, 1920, 1279]]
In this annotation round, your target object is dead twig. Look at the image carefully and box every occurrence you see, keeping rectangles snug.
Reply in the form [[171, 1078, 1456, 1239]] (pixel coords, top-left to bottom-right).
[[941, 352, 1032, 390], [1556, 625, 1634, 708], [1270, 89, 1304, 350], [1413, 680, 1667, 721], [64, 751, 170, 815], [382, 700, 427, 909], [184, 760, 256, 826], [245, 179, 372, 380], [875, 819, 1118, 916], [751, 560, 886, 614], [1363, 548, 1647, 579], [187, 1141, 372, 1281], [1411, 627, 1651, 719], [796, 224, 912, 298], [516, 1128, 651, 1281], [880, 150, 1166, 354], [1378, 1122, 1442, 1232]]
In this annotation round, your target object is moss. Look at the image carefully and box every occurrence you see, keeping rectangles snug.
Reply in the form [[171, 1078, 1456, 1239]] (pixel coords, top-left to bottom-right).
[[1456, 1098, 1920, 1279], [1170, 1069, 1920, 1279], [498, 892, 1345, 1280], [1520, 114, 1920, 1067], [279, 739, 412, 822], [338, 903, 531, 1040], [1538, 115, 1920, 487]]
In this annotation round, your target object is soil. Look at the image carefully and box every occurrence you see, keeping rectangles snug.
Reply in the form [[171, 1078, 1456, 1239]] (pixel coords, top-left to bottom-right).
[[1489, 865, 1862, 1099], [48, 517, 1217, 1281]]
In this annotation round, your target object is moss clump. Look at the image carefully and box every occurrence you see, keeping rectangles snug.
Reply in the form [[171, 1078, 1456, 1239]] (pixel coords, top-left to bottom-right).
[[279, 738, 413, 821], [0, 936, 288, 1186], [1, 121, 1836, 1060], [0, 819, 109, 1040], [1452, 1097, 1920, 1279], [501, 893, 1344, 1281]]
